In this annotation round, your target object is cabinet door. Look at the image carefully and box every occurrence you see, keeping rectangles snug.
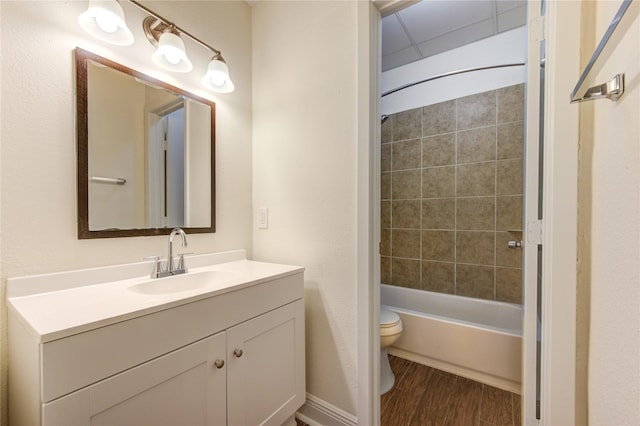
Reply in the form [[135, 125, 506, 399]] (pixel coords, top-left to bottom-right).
[[227, 300, 305, 426], [43, 332, 227, 426]]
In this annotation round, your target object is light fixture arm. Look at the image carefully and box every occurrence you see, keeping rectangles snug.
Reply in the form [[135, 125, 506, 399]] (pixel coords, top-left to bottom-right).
[[128, 0, 221, 56]]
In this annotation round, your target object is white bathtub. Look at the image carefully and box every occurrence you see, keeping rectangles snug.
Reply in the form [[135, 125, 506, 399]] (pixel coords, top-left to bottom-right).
[[381, 284, 522, 393]]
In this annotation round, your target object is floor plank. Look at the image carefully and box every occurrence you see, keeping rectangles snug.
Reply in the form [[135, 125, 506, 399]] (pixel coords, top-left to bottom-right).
[[381, 355, 522, 426], [381, 361, 431, 426], [409, 368, 458, 425], [446, 377, 483, 426], [480, 386, 515, 426]]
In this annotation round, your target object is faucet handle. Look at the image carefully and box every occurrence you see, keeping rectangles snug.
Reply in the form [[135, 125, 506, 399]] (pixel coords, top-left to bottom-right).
[[143, 255, 166, 278], [177, 252, 194, 273]]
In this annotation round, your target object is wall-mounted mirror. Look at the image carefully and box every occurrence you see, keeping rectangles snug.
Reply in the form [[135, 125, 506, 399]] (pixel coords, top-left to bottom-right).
[[76, 48, 215, 239]]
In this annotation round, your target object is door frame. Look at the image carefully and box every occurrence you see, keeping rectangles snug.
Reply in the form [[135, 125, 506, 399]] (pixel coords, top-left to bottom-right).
[[535, 1, 580, 424], [361, 1, 580, 424]]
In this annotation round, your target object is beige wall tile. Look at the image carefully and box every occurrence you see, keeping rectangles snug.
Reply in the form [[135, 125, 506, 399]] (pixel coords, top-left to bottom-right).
[[393, 139, 421, 170], [423, 99, 456, 136], [392, 169, 421, 199], [391, 258, 421, 288], [497, 83, 525, 124], [456, 231, 495, 265], [381, 143, 391, 172], [457, 197, 495, 230], [496, 267, 522, 303], [422, 198, 455, 230], [392, 200, 421, 229], [392, 229, 421, 258], [497, 121, 524, 160], [456, 264, 495, 300], [497, 158, 523, 195], [422, 230, 455, 261], [422, 133, 456, 167], [381, 256, 391, 284], [496, 231, 523, 268], [423, 166, 455, 198], [394, 108, 422, 141], [422, 261, 455, 294], [381, 172, 391, 200], [457, 126, 496, 164], [381, 200, 391, 229], [457, 162, 496, 196], [381, 228, 391, 257], [496, 196, 523, 230], [457, 91, 496, 130]]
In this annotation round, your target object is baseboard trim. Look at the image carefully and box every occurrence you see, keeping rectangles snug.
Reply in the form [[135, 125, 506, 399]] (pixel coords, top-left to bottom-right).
[[296, 393, 357, 426]]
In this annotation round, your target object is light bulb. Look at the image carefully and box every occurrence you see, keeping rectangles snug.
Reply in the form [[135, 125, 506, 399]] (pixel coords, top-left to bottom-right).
[[208, 73, 226, 87], [95, 15, 118, 33], [163, 49, 182, 65]]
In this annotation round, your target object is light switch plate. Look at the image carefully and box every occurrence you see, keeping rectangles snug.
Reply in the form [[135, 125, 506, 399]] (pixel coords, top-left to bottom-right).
[[258, 207, 268, 229]]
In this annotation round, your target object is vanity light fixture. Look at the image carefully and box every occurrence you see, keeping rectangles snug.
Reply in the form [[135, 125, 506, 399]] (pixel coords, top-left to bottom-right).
[[78, 0, 235, 92]]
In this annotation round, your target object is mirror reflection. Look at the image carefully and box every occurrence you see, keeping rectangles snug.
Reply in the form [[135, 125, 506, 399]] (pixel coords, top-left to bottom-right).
[[76, 48, 215, 238]]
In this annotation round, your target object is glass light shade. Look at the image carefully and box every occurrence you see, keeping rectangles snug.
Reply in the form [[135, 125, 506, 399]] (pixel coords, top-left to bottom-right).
[[201, 58, 235, 93], [151, 32, 193, 73], [78, 0, 133, 46]]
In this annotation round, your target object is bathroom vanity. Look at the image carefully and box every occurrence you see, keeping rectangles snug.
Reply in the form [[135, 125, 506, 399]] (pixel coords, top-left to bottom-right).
[[7, 250, 305, 426]]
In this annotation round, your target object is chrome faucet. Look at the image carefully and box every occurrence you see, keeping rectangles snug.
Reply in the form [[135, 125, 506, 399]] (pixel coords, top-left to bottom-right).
[[145, 228, 189, 278], [168, 228, 188, 275]]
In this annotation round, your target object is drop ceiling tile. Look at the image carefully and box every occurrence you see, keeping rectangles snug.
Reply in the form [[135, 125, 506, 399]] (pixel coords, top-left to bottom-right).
[[381, 15, 413, 56], [497, 5, 527, 32], [382, 46, 422, 72], [398, 0, 494, 44], [417, 18, 495, 59], [496, 0, 526, 14]]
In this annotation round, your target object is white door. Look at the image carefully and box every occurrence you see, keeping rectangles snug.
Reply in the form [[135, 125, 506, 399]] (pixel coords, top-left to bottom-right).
[[42, 332, 227, 426]]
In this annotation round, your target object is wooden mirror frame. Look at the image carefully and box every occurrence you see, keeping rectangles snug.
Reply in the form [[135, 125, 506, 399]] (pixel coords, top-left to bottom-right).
[[76, 48, 216, 239]]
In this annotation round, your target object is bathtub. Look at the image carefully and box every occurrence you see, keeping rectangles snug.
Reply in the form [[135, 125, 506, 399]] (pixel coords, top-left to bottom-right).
[[381, 284, 522, 393]]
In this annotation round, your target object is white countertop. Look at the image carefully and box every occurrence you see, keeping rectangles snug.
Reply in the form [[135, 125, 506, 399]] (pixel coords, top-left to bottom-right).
[[7, 253, 303, 343]]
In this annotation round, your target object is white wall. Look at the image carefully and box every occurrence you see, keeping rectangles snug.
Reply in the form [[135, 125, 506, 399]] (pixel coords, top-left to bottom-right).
[[579, 1, 640, 423], [381, 27, 526, 115], [252, 0, 360, 417], [0, 2, 253, 423]]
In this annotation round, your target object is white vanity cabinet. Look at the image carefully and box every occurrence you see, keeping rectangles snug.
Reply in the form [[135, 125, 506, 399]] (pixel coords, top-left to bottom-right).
[[8, 254, 305, 426]]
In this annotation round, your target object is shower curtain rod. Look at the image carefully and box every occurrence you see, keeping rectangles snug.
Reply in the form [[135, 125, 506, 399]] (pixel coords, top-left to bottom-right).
[[381, 62, 526, 98]]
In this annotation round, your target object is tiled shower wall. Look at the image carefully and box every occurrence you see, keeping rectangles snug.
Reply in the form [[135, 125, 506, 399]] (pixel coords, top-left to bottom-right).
[[380, 84, 524, 304]]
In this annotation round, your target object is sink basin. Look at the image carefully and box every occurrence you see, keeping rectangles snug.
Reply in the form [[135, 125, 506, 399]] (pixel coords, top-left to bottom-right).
[[128, 270, 237, 295]]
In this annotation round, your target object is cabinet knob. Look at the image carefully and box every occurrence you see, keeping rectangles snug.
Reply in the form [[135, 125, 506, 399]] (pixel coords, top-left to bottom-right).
[[233, 349, 243, 358], [214, 359, 225, 369]]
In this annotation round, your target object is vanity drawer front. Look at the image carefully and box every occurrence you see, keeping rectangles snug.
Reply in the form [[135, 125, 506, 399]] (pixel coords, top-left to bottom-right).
[[41, 272, 303, 402]]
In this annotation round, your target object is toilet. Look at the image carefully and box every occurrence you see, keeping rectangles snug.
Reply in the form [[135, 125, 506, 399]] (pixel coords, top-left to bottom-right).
[[380, 306, 403, 395]]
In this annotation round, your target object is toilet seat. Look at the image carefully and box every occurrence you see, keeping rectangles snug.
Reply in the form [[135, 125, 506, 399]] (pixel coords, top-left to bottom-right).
[[380, 308, 402, 337]]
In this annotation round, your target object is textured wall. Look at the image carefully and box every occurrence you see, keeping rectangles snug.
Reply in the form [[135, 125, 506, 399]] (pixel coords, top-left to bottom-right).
[[252, 1, 360, 416], [381, 84, 524, 303], [580, 1, 640, 423]]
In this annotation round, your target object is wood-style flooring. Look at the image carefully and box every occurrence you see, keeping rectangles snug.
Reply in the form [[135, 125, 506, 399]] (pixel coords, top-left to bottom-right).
[[382, 355, 521, 426], [296, 355, 521, 426]]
